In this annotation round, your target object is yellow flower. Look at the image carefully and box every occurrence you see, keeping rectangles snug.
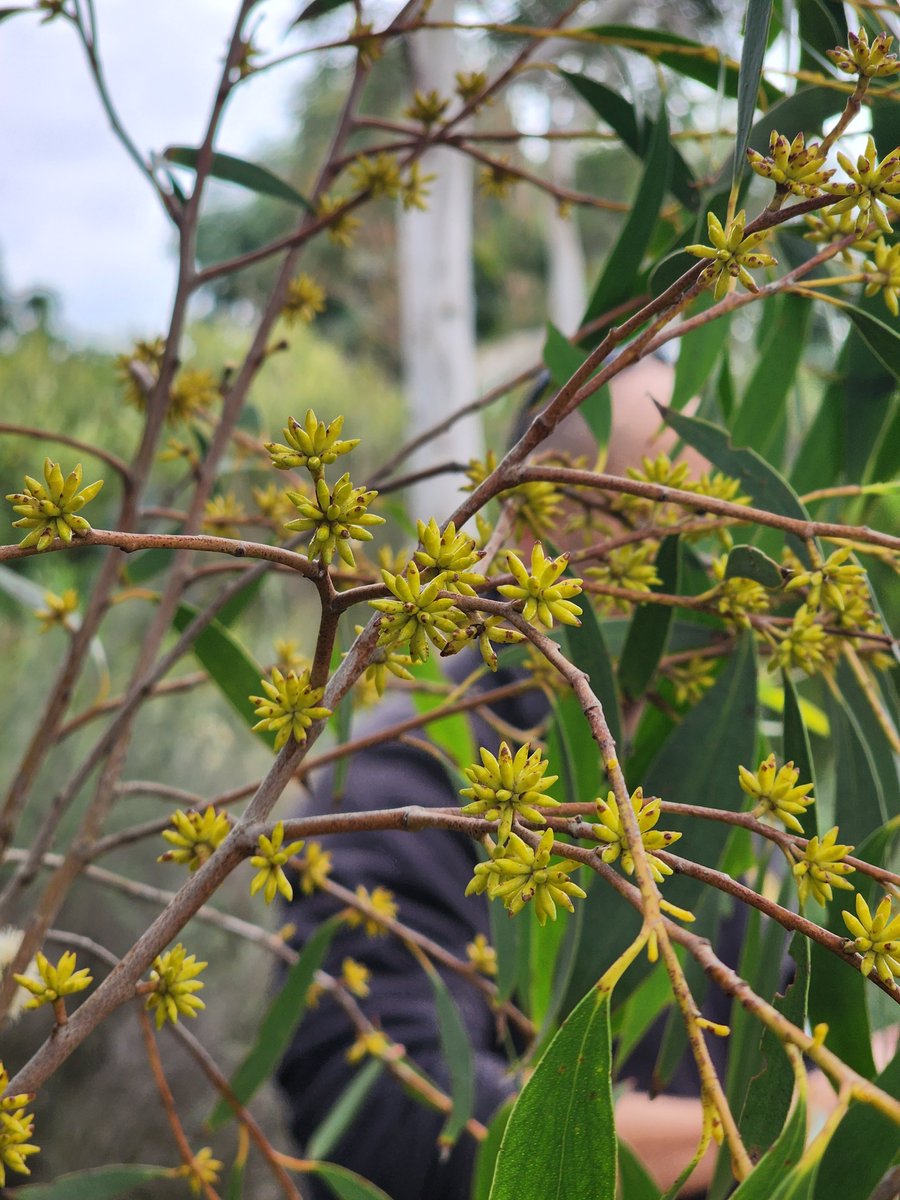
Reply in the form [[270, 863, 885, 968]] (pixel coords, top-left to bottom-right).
[[145, 944, 207, 1029], [664, 656, 718, 707], [466, 829, 586, 926], [347, 1028, 392, 1064], [455, 70, 488, 104], [33, 587, 79, 633], [284, 472, 384, 567], [344, 885, 398, 937], [341, 957, 371, 998], [175, 1147, 223, 1197], [316, 194, 361, 247], [863, 237, 900, 317], [0, 1067, 39, 1184], [784, 546, 865, 612], [746, 130, 833, 198], [804, 209, 876, 262], [158, 807, 231, 872], [12, 950, 92, 1010], [201, 491, 245, 538], [842, 892, 900, 982], [115, 335, 166, 410], [370, 561, 467, 662], [685, 209, 777, 300], [349, 152, 402, 199], [282, 274, 326, 325], [769, 605, 835, 676], [738, 754, 814, 833], [356, 624, 415, 695], [250, 821, 305, 905], [460, 741, 560, 845], [466, 933, 497, 976], [266, 410, 360, 475], [711, 553, 770, 628], [612, 453, 691, 524], [587, 543, 661, 611], [349, 17, 383, 68], [790, 826, 855, 907], [401, 163, 436, 212], [479, 158, 517, 199], [168, 367, 219, 424], [298, 841, 332, 894], [498, 543, 582, 628], [441, 614, 525, 672], [405, 89, 449, 127], [593, 788, 681, 883], [823, 135, 900, 235], [827, 28, 899, 78], [7, 459, 103, 551], [250, 668, 331, 751]]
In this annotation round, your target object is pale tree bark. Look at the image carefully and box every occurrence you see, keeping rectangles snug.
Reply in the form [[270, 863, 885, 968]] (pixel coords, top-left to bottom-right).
[[397, 0, 483, 525]]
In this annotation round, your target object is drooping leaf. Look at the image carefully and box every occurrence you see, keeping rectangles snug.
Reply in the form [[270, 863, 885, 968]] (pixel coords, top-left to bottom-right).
[[781, 673, 818, 837], [829, 677, 889, 844], [724, 544, 784, 590], [308, 1162, 393, 1200], [582, 26, 780, 104], [728, 1081, 806, 1199], [561, 72, 698, 209], [11, 1166, 173, 1198], [613, 960, 673, 1071], [172, 602, 271, 746], [740, 934, 811, 1162], [208, 916, 343, 1128], [305, 1060, 384, 1161], [733, 0, 776, 189], [617, 1140, 661, 1200], [563, 598, 623, 749], [416, 956, 475, 1149], [489, 984, 616, 1200], [731, 293, 811, 468], [581, 98, 671, 330], [544, 321, 587, 387], [163, 147, 314, 211], [225, 1152, 246, 1200], [618, 535, 682, 700], [472, 1100, 514, 1200], [843, 298, 900, 382], [798, 0, 846, 74]]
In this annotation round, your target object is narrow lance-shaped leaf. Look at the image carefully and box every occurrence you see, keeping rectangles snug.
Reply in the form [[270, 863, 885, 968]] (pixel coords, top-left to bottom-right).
[[163, 146, 314, 212], [415, 954, 475, 1149], [306, 1162, 394, 1200], [11, 1166, 173, 1199], [733, 0, 775, 189], [618, 535, 681, 700], [207, 916, 344, 1129]]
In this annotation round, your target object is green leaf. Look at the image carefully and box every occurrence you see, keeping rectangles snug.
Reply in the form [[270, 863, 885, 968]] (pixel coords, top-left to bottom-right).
[[731, 294, 811, 468], [781, 673, 818, 837], [728, 1082, 806, 1199], [617, 1140, 661, 1200], [829, 679, 889, 845], [562, 598, 623, 749], [172, 602, 270, 745], [416, 956, 475, 1149], [307, 1162, 393, 1200], [561, 72, 698, 209], [292, 0, 353, 22], [643, 633, 758, 901], [12, 1166, 173, 1199], [724, 544, 784, 590], [618, 535, 681, 700], [581, 98, 671, 329], [305, 1060, 384, 1161], [543, 321, 587, 387], [843, 299, 900, 382], [657, 405, 812, 558], [733, 0, 775, 189], [489, 984, 616, 1200], [410, 656, 475, 772], [671, 292, 733, 410], [473, 1100, 514, 1200], [613, 960, 673, 1071], [812, 1050, 900, 1200], [740, 934, 810, 1162], [583, 25, 780, 103], [207, 916, 343, 1128], [163, 147, 314, 211], [225, 1153, 246, 1200]]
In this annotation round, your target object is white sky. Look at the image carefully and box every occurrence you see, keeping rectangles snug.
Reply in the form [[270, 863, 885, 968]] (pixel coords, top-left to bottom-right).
[[0, 1, 313, 343]]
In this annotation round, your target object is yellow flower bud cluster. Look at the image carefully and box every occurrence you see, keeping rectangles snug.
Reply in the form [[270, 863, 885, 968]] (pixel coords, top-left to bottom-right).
[[115, 335, 165, 411], [747, 131, 833, 198], [784, 546, 865, 612], [250, 667, 331, 751], [587, 543, 661, 613], [827, 28, 899, 78], [459, 741, 560, 846], [663, 655, 718, 707], [145, 943, 207, 1029], [250, 822, 305, 905], [281, 273, 326, 326], [344, 885, 399, 937], [738, 754, 814, 833], [498, 543, 583, 629], [267, 411, 359, 476], [842, 893, 900, 982], [405, 88, 449, 127], [6, 458, 103, 551], [285, 473, 384, 568], [768, 606, 837, 676], [33, 587, 79, 633], [167, 367, 220, 424], [341, 957, 371, 998], [298, 841, 332, 895], [175, 1147, 223, 1197], [686, 210, 777, 301], [13, 950, 92, 1012], [347, 1027, 392, 1064], [711, 554, 771, 628], [201, 491, 246, 539], [0, 1063, 39, 1184], [593, 787, 682, 883], [822, 135, 900, 235], [466, 932, 498, 976], [370, 561, 467, 663], [790, 826, 855, 907], [465, 829, 586, 926], [158, 806, 231, 872]]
